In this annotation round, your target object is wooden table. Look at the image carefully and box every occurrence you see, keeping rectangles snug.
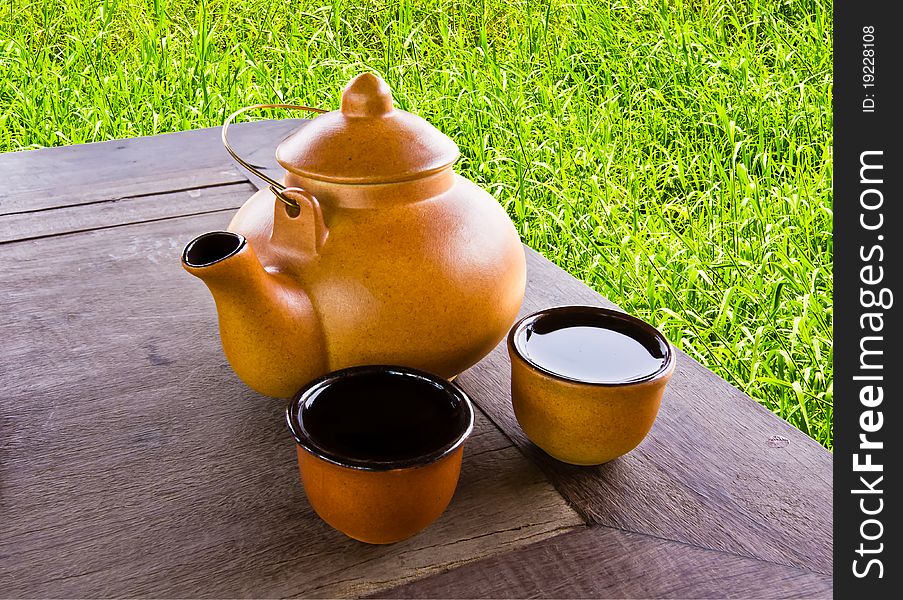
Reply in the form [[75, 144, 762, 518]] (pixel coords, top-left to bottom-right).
[[0, 121, 832, 598]]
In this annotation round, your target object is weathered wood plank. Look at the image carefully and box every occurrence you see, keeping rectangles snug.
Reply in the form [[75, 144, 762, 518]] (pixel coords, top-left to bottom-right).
[[0, 212, 582, 598], [0, 181, 251, 244], [0, 119, 301, 215], [373, 525, 833, 599], [453, 247, 833, 574]]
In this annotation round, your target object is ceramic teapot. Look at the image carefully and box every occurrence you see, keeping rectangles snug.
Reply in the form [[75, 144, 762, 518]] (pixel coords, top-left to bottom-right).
[[182, 73, 526, 397]]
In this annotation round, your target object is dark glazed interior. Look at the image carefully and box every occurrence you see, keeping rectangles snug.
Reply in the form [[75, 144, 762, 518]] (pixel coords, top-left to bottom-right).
[[511, 306, 673, 385], [286, 366, 474, 471], [182, 231, 245, 268]]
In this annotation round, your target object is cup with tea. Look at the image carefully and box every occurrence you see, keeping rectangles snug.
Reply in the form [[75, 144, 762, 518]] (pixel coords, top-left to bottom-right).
[[507, 305, 675, 465], [285, 365, 474, 544]]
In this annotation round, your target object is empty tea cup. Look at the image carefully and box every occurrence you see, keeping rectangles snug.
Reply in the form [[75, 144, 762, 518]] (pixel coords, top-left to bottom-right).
[[285, 365, 474, 544], [507, 306, 675, 465]]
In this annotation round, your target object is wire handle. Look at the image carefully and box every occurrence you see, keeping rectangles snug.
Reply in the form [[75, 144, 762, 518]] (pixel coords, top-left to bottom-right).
[[222, 103, 328, 209]]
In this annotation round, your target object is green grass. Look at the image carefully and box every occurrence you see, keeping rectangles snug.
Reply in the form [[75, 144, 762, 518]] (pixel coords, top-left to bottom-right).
[[1, 0, 833, 447]]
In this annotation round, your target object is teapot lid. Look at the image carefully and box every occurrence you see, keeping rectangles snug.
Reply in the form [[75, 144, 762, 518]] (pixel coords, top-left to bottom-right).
[[275, 73, 460, 184]]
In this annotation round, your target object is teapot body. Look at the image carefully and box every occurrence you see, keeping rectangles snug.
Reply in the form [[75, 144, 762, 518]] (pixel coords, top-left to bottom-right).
[[228, 166, 526, 380]]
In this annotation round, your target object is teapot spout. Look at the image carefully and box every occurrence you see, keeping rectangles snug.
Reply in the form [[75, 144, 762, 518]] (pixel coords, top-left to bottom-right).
[[182, 231, 327, 397]]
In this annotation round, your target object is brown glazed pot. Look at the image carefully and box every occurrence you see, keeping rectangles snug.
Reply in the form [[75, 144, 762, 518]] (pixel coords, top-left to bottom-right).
[[285, 366, 474, 544], [183, 73, 526, 398], [507, 306, 675, 466]]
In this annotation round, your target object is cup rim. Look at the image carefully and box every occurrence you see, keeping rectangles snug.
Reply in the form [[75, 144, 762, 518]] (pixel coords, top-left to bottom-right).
[[285, 365, 475, 472], [508, 305, 675, 387]]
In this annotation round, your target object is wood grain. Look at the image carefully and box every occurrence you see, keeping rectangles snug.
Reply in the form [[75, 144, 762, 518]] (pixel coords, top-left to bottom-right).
[[452, 247, 833, 574], [0, 212, 582, 598], [0, 119, 301, 215], [0, 182, 250, 244], [373, 525, 833, 599]]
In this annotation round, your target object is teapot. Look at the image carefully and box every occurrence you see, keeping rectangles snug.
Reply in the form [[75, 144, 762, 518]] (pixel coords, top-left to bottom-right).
[[182, 73, 526, 397]]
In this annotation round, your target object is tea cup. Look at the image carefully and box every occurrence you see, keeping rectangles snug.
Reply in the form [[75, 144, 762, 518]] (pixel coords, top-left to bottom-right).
[[285, 365, 474, 544], [507, 306, 675, 465]]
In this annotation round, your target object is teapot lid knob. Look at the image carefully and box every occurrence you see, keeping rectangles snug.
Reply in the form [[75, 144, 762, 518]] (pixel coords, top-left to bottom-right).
[[341, 73, 394, 117]]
